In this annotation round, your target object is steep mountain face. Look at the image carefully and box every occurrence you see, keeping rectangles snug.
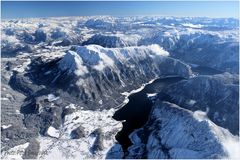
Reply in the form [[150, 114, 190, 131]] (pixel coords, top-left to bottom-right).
[[126, 101, 239, 159], [22, 44, 192, 110], [160, 73, 239, 135]]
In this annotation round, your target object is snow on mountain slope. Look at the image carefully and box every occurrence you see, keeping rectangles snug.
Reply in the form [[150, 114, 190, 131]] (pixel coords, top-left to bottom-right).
[[160, 73, 239, 135], [58, 50, 89, 76], [36, 105, 122, 159], [126, 101, 240, 159], [2, 103, 123, 159], [59, 44, 169, 73]]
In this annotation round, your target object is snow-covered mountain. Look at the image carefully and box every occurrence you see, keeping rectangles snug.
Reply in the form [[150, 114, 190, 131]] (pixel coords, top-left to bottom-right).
[[160, 73, 239, 135], [1, 16, 239, 159], [126, 101, 239, 159]]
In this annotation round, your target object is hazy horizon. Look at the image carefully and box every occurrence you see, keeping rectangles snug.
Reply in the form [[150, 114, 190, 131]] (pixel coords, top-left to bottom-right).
[[2, 1, 239, 19]]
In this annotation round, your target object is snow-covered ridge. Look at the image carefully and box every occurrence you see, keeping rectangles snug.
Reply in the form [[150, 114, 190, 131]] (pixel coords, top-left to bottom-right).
[[58, 44, 169, 73]]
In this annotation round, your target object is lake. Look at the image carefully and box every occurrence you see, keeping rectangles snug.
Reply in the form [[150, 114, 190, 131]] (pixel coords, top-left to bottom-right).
[[112, 65, 223, 150]]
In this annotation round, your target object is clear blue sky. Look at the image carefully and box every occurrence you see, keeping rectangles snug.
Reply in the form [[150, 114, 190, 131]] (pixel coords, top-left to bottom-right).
[[1, 1, 239, 19]]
